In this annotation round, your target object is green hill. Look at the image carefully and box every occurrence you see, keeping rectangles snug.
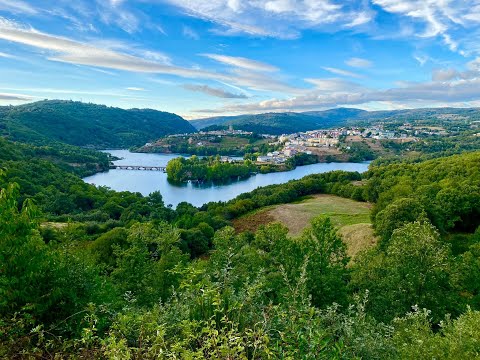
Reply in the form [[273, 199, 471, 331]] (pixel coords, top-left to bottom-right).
[[0, 100, 196, 148]]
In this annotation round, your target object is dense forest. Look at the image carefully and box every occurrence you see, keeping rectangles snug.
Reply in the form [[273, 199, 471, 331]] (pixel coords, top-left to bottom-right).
[[1, 115, 480, 358], [0, 100, 196, 148]]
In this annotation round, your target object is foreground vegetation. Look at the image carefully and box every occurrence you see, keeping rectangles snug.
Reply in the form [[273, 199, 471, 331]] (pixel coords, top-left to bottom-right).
[[2, 185, 480, 358], [1, 122, 480, 358]]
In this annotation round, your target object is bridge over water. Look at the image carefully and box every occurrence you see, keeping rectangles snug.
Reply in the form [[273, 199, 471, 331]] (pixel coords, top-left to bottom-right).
[[110, 165, 166, 172]]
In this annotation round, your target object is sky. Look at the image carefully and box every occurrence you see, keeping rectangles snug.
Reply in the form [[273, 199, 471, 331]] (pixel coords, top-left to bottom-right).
[[1, 1, 480, 119]]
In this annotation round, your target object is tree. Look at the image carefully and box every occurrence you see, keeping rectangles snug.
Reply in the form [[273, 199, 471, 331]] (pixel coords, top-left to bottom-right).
[[299, 216, 350, 308], [352, 221, 457, 322], [0, 181, 50, 315], [374, 197, 425, 248], [112, 223, 188, 306]]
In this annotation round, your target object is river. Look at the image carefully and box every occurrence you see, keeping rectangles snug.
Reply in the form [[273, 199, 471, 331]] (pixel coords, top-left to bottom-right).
[[83, 150, 370, 207]]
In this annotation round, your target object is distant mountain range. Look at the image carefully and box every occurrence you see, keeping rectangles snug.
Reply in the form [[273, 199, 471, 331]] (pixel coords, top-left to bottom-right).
[[190, 107, 480, 135], [0, 100, 196, 148]]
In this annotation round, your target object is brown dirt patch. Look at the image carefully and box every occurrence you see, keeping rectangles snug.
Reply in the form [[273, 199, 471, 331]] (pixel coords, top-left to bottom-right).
[[233, 210, 276, 234]]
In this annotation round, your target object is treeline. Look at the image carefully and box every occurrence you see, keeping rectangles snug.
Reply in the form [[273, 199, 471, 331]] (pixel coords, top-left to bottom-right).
[[343, 140, 377, 162]]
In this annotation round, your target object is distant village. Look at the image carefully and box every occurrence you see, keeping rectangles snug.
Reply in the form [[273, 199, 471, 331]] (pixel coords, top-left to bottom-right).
[[145, 122, 452, 165], [255, 124, 425, 164]]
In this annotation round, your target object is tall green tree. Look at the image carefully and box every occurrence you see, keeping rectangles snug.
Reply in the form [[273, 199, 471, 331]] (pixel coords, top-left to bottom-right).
[[112, 222, 188, 306], [352, 221, 458, 322], [299, 216, 350, 308]]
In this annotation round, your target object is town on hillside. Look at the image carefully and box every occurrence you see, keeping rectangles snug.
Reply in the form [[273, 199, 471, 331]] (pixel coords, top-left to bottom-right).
[[137, 120, 462, 165]]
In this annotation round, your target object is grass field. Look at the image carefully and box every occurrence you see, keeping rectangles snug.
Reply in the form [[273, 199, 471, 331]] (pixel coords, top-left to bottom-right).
[[233, 194, 377, 258]]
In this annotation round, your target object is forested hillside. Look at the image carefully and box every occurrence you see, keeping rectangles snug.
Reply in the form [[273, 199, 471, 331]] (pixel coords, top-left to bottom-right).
[[0, 137, 109, 177], [1, 129, 480, 358], [0, 100, 196, 148], [191, 108, 367, 133]]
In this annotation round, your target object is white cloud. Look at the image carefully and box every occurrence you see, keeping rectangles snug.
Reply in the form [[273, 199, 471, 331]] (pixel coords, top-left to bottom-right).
[[182, 25, 199, 39], [345, 57, 372, 68], [373, 0, 480, 53], [202, 53, 278, 72], [346, 10, 374, 27], [162, 0, 373, 39], [305, 78, 366, 92], [413, 53, 429, 66], [140, 50, 172, 65], [0, 51, 15, 58], [0, 19, 215, 77], [322, 67, 364, 78], [126, 87, 146, 91], [226, 67, 299, 93], [0, 86, 147, 98], [96, 0, 141, 34]]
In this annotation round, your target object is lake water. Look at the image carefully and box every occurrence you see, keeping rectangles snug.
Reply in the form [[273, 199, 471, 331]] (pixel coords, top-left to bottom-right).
[[83, 150, 370, 207]]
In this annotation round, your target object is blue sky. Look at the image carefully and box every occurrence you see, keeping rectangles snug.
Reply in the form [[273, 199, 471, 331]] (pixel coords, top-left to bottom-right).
[[0, 1, 480, 119]]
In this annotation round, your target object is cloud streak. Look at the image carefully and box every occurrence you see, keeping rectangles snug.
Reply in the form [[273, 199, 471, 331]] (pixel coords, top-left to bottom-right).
[[202, 53, 278, 72], [0, 19, 222, 78], [126, 87, 146, 91], [345, 57, 372, 68], [322, 66, 364, 78], [0, 92, 32, 101], [0, 51, 15, 58], [183, 84, 248, 98], [0, 0, 37, 15]]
